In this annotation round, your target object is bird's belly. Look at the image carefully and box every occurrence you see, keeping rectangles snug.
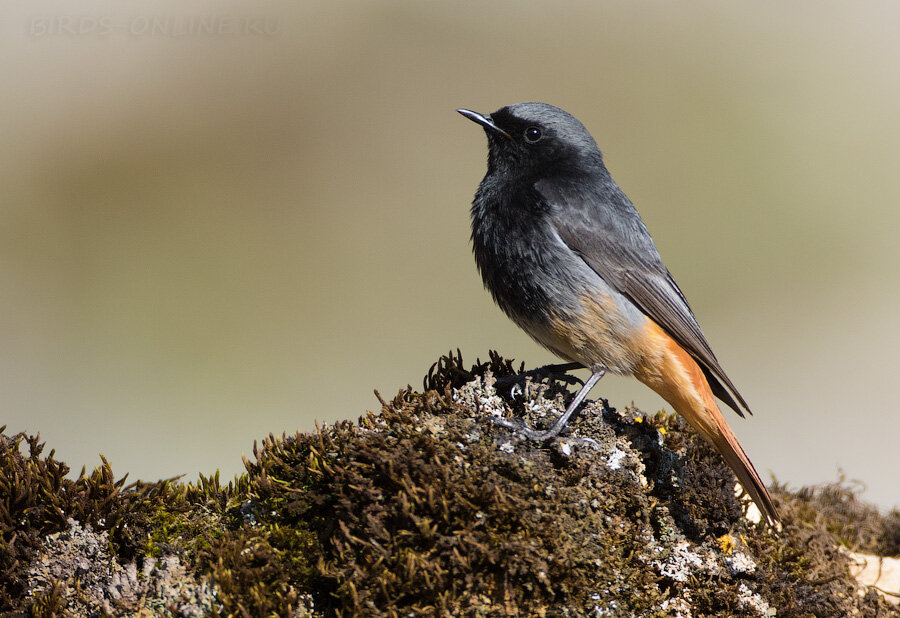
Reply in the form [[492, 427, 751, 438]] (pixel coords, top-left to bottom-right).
[[509, 286, 649, 375]]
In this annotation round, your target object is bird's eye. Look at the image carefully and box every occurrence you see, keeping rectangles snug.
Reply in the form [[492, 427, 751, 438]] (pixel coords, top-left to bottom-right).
[[524, 126, 543, 143]]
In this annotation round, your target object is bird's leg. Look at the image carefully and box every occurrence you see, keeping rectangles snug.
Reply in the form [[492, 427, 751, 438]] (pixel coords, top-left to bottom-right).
[[492, 367, 607, 441]]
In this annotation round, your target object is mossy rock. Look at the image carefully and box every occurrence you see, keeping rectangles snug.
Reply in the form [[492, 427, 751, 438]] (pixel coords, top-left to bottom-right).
[[2, 351, 898, 616]]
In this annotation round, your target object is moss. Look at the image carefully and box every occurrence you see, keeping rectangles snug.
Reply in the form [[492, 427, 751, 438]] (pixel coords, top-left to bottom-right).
[[744, 478, 900, 617], [245, 394, 665, 615], [3, 351, 900, 616], [792, 476, 900, 557], [27, 579, 67, 617], [0, 430, 168, 610]]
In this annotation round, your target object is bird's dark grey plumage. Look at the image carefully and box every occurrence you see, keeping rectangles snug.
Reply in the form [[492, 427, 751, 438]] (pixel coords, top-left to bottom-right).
[[468, 102, 748, 415]]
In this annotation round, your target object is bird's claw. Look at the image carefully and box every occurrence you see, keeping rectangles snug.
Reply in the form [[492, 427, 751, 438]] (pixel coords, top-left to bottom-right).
[[489, 415, 560, 441], [489, 415, 604, 451]]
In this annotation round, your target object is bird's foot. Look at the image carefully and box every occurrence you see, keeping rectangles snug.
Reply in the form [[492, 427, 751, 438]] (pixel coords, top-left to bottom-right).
[[489, 415, 605, 451], [489, 415, 565, 441], [489, 367, 610, 444], [489, 396, 613, 440]]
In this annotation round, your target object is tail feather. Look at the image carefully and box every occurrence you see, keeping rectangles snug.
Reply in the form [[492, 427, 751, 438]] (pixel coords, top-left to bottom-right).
[[634, 320, 779, 526], [703, 414, 779, 525]]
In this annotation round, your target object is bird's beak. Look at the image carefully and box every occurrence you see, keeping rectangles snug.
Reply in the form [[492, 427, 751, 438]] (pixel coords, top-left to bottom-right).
[[457, 109, 512, 139]]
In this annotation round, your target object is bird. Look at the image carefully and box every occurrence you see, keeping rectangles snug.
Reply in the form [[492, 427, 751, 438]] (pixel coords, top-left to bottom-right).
[[458, 102, 778, 525]]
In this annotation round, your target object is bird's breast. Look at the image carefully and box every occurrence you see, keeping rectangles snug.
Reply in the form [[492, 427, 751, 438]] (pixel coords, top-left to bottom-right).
[[471, 194, 647, 373]]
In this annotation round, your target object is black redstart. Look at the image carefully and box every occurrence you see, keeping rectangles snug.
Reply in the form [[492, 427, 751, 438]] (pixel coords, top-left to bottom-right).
[[458, 102, 778, 525]]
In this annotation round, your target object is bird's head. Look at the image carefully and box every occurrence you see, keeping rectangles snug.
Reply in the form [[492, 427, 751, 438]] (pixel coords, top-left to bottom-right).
[[457, 102, 601, 178]]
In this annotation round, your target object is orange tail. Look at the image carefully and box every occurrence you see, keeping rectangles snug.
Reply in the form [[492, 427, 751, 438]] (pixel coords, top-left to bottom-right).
[[634, 322, 779, 526]]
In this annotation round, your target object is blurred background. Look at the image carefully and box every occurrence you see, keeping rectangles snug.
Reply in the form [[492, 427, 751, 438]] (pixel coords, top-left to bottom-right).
[[2, 1, 899, 509]]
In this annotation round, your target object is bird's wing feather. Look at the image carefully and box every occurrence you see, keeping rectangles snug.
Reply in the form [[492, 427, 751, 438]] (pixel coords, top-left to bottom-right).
[[537, 175, 751, 416]]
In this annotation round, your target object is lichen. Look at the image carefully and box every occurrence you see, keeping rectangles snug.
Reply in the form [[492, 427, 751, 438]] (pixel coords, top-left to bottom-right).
[[27, 518, 217, 616]]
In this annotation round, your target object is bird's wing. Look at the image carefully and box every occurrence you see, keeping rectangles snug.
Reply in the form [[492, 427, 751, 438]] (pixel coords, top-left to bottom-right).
[[537, 176, 751, 417]]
